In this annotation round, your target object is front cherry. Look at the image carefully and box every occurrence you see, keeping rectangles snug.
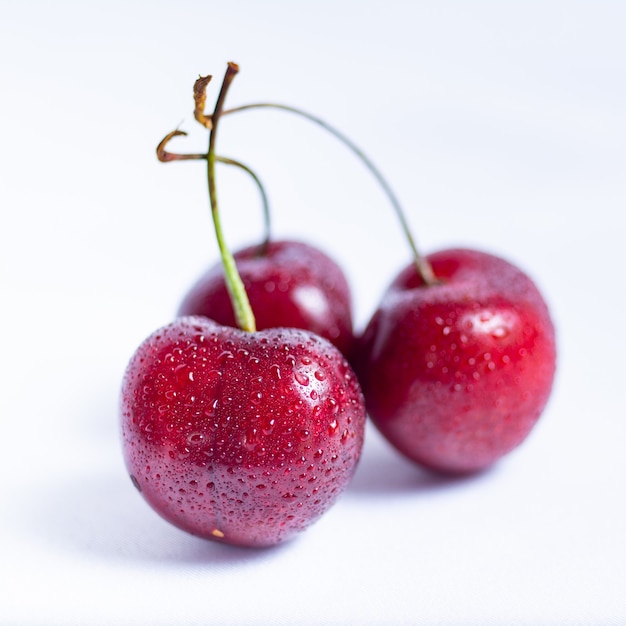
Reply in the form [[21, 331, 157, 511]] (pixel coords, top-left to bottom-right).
[[355, 248, 556, 474], [120, 63, 365, 547], [121, 316, 365, 547], [178, 240, 354, 356]]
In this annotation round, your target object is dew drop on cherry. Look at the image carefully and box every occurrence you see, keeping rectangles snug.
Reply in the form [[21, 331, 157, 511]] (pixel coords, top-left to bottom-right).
[[270, 364, 282, 380], [294, 371, 309, 386], [174, 364, 194, 386], [314, 370, 326, 381]]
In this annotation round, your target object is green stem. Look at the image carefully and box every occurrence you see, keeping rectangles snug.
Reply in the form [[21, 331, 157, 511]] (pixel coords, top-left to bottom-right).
[[215, 156, 271, 255], [207, 63, 257, 332], [222, 102, 438, 286]]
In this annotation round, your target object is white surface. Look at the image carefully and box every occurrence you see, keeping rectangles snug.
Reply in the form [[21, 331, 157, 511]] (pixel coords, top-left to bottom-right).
[[1, 1, 625, 624]]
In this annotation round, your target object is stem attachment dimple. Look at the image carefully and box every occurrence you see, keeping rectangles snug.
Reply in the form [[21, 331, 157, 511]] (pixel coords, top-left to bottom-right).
[[204, 62, 257, 333]]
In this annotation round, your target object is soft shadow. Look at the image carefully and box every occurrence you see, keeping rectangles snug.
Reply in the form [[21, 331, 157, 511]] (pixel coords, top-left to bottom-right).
[[347, 432, 492, 496], [20, 469, 290, 567]]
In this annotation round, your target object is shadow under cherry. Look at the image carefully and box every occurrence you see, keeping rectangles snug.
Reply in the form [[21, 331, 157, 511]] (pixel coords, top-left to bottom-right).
[[19, 468, 289, 567], [346, 431, 493, 497]]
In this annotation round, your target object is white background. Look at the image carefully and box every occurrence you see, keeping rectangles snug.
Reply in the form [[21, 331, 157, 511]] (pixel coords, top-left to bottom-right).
[[1, 1, 625, 624]]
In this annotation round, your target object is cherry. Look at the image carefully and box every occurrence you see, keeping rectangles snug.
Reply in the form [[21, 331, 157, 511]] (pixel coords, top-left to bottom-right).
[[120, 63, 366, 547], [219, 99, 556, 474], [178, 240, 354, 356], [355, 248, 556, 474], [121, 316, 365, 547]]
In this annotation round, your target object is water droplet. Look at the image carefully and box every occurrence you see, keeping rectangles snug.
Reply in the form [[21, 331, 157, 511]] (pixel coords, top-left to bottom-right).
[[294, 371, 310, 386], [327, 398, 339, 414], [314, 370, 326, 381], [175, 364, 194, 386], [204, 399, 218, 418], [262, 418, 275, 436], [310, 390, 318, 400], [270, 364, 282, 380], [244, 428, 259, 451], [301, 356, 312, 365], [298, 429, 310, 441], [328, 419, 338, 435], [187, 432, 205, 445], [219, 350, 234, 363]]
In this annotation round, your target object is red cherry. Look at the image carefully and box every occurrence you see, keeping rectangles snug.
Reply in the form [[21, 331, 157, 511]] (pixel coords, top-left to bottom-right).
[[179, 240, 354, 356], [120, 316, 365, 547], [355, 248, 556, 474]]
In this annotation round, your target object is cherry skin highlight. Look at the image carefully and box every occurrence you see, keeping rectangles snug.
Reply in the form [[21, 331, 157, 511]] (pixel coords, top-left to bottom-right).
[[178, 240, 354, 356], [355, 248, 556, 474], [120, 316, 365, 547]]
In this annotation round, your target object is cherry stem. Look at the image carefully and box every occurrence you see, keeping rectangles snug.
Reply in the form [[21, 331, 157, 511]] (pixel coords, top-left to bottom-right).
[[156, 130, 271, 253], [216, 156, 271, 255], [221, 102, 438, 286], [206, 63, 257, 332]]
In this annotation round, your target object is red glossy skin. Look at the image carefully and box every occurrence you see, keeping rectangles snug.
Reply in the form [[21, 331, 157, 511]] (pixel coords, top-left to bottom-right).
[[178, 240, 354, 357], [120, 316, 365, 547], [355, 248, 556, 474]]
